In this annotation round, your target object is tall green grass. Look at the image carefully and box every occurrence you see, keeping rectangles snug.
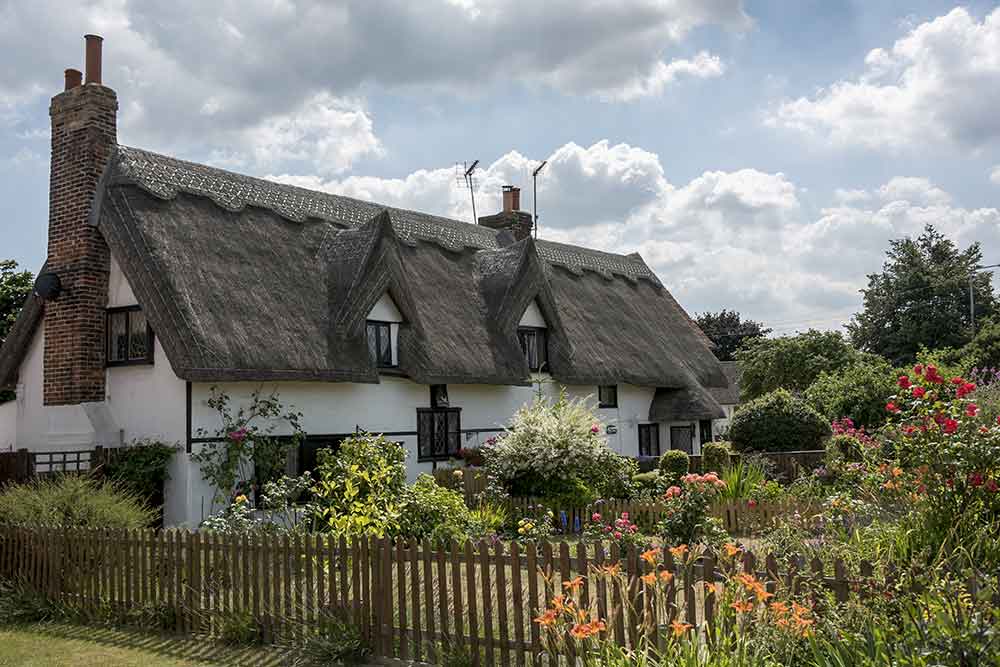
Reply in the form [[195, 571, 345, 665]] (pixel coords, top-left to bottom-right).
[[0, 475, 155, 528], [716, 459, 767, 502]]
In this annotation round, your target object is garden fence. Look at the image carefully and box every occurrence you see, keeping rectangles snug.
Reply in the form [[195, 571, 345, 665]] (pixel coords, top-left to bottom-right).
[[1, 525, 883, 666]]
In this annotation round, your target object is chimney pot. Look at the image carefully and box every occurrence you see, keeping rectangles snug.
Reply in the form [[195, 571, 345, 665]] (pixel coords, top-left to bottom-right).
[[64, 68, 82, 91], [84, 34, 103, 85], [502, 185, 521, 212]]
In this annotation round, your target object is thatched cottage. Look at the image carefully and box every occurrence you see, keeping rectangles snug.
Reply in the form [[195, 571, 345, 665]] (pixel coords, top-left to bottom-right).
[[0, 36, 728, 525]]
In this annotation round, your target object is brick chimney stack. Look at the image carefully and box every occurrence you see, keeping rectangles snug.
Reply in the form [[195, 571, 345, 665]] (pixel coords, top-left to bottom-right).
[[43, 35, 118, 405], [478, 185, 533, 241]]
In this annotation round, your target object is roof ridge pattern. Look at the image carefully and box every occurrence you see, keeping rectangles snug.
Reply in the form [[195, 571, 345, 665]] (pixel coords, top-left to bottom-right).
[[113, 145, 658, 283]]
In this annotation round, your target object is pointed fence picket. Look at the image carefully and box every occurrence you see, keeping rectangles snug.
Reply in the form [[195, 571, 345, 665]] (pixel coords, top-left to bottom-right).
[[0, 525, 905, 664]]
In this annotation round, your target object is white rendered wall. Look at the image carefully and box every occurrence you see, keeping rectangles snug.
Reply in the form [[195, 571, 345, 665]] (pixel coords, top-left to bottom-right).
[[519, 300, 547, 327], [0, 400, 15, 450]]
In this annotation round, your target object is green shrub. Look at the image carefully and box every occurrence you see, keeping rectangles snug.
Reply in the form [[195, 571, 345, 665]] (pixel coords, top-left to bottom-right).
[[716, 458, 768, 502], [0, 475, 155, 528], [826, 433, 864, 463], [484, 389, 637, 501], [803, 355, 895, 429], [658, 450, 689, 485], [311, 434, 406, 538], [101, 439, 177, 509], [729, 389, 831, 452], [398, 474, 470, 540], [631, 471, 663, 499], [467, 501, 508, 539], [701, 441, 731, 474]]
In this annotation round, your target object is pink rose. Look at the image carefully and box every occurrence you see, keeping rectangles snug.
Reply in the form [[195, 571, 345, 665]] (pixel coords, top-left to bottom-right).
[[591, 512, 601, 522], [228, 427, 248, 442], [590, 424, 601, 434], [614, 531, 622, 540]]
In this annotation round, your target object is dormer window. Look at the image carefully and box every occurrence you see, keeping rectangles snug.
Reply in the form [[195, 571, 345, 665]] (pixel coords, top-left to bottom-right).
[[517, 327, 547, 372], [106, 306, 154, 366], [366, 320, 395, 368]]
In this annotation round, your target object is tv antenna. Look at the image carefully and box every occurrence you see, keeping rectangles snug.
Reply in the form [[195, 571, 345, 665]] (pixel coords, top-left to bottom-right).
[[532, 160, 547, 239], [456, 160, 480, 224]]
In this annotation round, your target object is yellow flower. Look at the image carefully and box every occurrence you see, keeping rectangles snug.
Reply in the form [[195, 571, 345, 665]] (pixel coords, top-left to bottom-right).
[[518, 527, 525, 535], [234, 495, 248, 504]]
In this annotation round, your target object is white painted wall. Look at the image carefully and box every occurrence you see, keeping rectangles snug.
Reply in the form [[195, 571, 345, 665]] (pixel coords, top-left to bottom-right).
[[519, 300, 547, 327], [0, 400, 15, 451]]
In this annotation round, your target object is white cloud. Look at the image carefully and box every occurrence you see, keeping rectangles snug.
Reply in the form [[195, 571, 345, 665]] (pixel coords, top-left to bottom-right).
[[991, 166, 1000, 185], [876, 177, 951, 206], [596, 52, 725, 102], [768, 7, 1000, 150]]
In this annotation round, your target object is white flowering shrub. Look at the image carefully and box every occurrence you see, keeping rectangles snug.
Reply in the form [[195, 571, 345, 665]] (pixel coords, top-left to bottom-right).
[[484, 389, 637, 503]]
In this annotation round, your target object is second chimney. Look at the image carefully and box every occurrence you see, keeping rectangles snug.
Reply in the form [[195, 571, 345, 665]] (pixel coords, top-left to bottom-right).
[[479, 185, 533, 241], [502, 185, 521, 212], [84, 34, 103, 84]]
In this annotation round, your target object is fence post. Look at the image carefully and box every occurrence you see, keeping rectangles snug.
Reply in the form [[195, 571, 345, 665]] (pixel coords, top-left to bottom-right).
[[15, 449, 32, 482]]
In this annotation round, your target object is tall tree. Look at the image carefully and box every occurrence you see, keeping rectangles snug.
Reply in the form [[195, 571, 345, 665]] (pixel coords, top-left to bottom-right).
[[848, 225, 996, 365], [735, 329, 859, 401], [695, 309, 771, 361], [0, 260, 33, 403]]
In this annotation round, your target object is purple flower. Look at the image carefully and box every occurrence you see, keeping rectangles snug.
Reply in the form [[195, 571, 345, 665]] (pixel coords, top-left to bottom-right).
[[590, 424, 601, 434], [229, 427, 249, 442]]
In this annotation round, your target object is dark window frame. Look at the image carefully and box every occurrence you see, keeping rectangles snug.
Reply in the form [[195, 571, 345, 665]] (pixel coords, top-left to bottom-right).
[[430, 384, 450, 409], [366, 320, 396, 368], [517, 326, 548, 372], [106, 305, 154, 367], [670, 425, 695, 455], [417, 407, 462, 462], [598, 385, 618, 408], [638, 423, 660, 457]]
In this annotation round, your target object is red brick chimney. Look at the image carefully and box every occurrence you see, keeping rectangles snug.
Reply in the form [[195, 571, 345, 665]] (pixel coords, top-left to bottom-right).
[[479, 185, 533, 241], [43, 35, 117, 405]]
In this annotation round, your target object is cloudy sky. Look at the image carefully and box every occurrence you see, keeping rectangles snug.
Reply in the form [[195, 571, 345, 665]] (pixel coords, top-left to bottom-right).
[[2, 1, 999, 335]]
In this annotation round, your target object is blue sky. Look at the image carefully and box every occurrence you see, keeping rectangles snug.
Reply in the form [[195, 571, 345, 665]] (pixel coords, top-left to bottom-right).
[[2, 1, 999, 334]]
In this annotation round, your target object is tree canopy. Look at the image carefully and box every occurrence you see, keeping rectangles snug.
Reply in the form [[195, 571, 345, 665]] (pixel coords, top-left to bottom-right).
[[0, 259, 33, 403], [0, 260, 33, 349], [695, 309, 771, 361], [735, 329, 858, 402], [847, 225, 996, 366]]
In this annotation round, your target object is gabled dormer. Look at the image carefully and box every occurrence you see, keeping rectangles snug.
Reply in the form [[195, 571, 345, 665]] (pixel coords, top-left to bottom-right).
[[517, 299, 548, 372], [366, 292, 402, 369]]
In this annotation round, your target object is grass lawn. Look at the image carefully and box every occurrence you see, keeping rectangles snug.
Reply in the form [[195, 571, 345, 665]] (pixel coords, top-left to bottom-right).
[[0, 623, 293, 667]]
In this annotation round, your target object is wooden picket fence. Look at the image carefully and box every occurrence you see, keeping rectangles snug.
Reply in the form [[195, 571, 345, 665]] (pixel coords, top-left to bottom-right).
[[1, 525, 877, 665]]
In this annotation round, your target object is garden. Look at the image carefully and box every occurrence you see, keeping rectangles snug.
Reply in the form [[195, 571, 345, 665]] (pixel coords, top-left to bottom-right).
[[2, 364, 1000, 665]]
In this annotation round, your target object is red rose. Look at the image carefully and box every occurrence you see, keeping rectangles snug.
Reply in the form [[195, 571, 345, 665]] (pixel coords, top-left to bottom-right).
[[914, 364, 924, 376], [965, 403, 979, 417], [748, 499, 758, 508], [944, 418, 958, 434], [912, 386, 926, 398], [951, 377, 965, 385], [968, 472, 985, 487], [898, 375, 911, 389], [886, 401, 901, 414], [986, 479, 999, 493]]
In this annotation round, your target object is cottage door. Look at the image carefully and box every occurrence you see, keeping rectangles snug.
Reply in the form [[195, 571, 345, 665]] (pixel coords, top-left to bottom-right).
[[669, 426, 694, 454]]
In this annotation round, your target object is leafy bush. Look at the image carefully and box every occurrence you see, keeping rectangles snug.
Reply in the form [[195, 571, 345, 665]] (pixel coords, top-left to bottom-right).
[[583, 510, 648, 552], [0, 476, 155, 528], [484, 389, 636, 501], [467, 501, 508, 540], [295, 609, 370, 666], [658, 450, 689, 485], [729, 389, 832, 452], [736, 329, 859, 401], [657, 473, 727, 546], [701, 441, 731, 474], [631, 471, 664, 499], [514, 504, 555, 542], [398, 474, 471, 540], [101, 439, 177, 509], [201, 473, 316, 535], [311, 434, 406, 538], [803, 355, 896, 429], [826, 434, 864, 463]]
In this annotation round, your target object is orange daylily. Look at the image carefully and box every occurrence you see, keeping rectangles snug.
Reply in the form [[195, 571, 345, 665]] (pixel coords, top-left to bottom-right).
[[563, 576, 584, 593], [641, 572, 657, 586], [731, 600, 754, 613], [640, 548, 661, 566], [669, 544, 689, 560], [670, 620, 693, 637], [659, 570, 674, 584]]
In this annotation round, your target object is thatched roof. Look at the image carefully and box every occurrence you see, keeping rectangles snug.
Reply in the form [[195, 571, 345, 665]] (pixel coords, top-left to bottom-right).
[[708, 361, 741, 405], [1, 145, 729, 415], [649, 384, 726, 421]]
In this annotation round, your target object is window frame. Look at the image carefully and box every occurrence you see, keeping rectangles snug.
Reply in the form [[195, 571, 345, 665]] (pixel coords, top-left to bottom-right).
[[105, 305, 154, 367], [366, 319, 396, 368], [517, 326, 548, 372], [598, 384, 618, 408], [638, 423, 660, 457], [416, 407, 462, 462]]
